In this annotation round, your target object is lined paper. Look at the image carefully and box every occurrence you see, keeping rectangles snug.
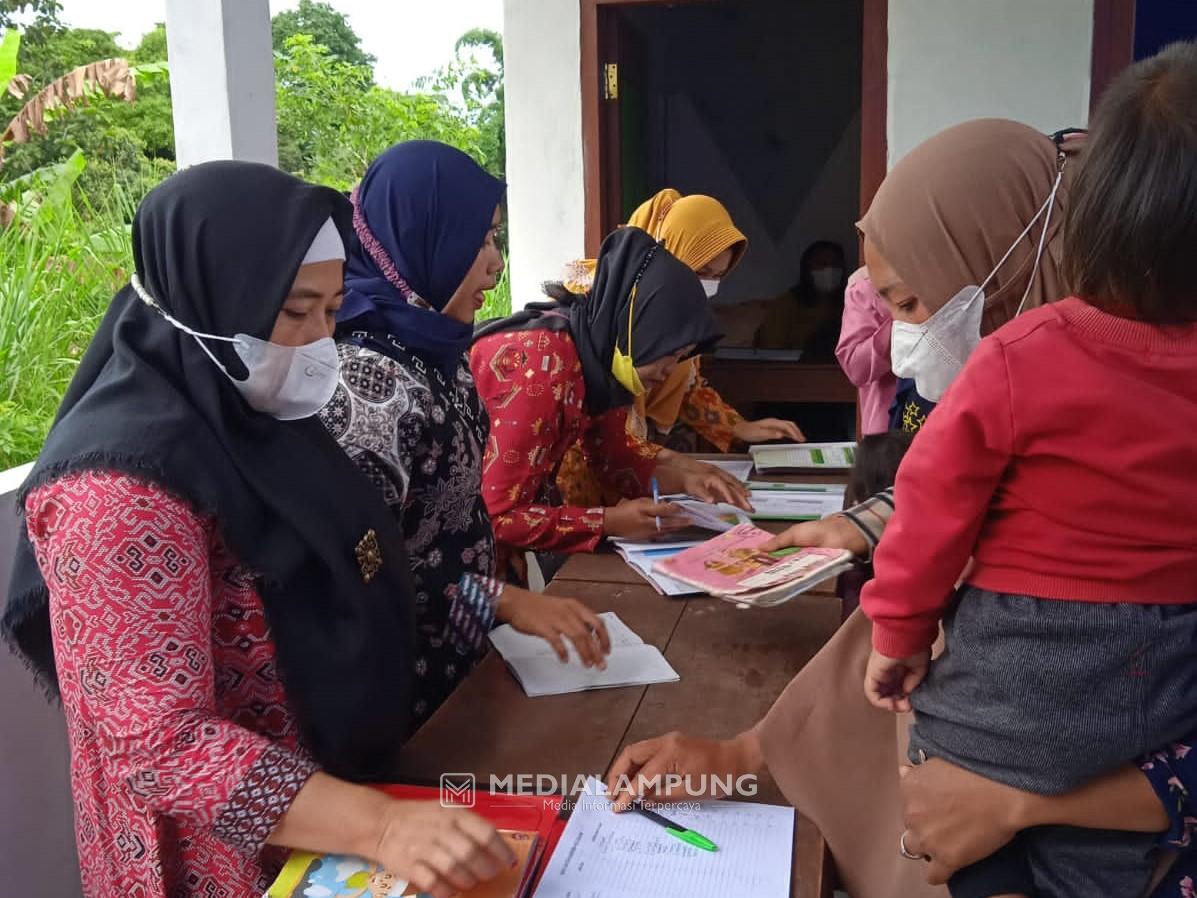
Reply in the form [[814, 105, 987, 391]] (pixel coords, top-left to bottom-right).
[[533, 779, 793, 898]]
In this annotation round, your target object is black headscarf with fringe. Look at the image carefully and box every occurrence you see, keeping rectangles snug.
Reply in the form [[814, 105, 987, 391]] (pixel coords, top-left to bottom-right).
[[2, 161, 416, 782]]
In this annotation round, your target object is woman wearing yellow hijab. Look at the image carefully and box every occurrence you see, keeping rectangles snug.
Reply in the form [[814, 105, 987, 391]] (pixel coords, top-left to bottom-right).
[[558, 189, 805, 506]]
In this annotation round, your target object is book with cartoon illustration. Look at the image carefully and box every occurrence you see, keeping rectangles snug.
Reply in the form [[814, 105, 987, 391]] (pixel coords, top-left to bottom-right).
[[265, 829, 540, 898], [653, 523, 853, 606]]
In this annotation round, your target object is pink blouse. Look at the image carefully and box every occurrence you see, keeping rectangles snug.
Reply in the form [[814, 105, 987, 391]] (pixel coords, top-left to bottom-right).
[[835, 268, 897, 434]]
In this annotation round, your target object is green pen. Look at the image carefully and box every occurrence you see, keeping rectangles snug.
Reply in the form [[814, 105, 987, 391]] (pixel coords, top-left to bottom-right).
[[631, 802, 718, 852]]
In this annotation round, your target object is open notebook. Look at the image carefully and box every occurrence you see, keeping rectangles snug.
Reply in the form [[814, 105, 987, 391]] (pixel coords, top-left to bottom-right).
[[489, 611, 679, 696]]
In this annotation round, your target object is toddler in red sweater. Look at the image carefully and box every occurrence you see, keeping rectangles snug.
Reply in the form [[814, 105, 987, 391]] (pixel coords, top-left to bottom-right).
[[861, 43, 1197, 898]]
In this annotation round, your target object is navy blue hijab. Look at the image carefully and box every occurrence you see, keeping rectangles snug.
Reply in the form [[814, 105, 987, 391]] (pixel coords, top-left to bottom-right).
[[341, 141, 506, 373]]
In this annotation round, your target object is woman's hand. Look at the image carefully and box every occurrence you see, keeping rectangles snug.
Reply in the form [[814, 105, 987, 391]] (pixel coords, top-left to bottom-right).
[[655, 452, 751, 505], [654, 463, 753, 511], [899, 760, 1024, 885], [605, 729, 764, 810], [733, 417, 805, 445], [864, 648, 930, 712], [759, 514, 870, 557], [497, 587, 611, 669], [603, 498, 688, 541], [374, 801, 517, 898]]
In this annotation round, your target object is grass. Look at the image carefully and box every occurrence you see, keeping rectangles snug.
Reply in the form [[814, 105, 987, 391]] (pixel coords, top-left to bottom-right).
[[478, 251, 512, 323], [0, 158, 136, 469]]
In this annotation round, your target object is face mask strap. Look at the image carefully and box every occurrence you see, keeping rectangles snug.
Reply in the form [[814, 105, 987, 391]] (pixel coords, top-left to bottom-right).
[[967, 153, 1067, 317], [130, 273, 239, 377], [1014, 155, 1066, 318]]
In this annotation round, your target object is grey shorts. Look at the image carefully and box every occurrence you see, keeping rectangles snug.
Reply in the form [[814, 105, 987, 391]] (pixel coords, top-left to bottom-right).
[[910, 586, 1197, 794]]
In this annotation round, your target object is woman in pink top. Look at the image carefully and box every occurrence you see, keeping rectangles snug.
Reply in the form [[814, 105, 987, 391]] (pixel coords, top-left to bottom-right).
[[835, 267, 897, 434]]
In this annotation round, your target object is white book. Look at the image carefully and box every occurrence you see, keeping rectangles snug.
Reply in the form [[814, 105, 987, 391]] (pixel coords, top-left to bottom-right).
[[488, 612, 679, 697], [749, 441, 857, 471]]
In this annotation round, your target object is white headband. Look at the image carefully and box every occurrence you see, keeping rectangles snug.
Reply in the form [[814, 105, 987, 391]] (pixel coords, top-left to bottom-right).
[[301, 217, 346, 265]]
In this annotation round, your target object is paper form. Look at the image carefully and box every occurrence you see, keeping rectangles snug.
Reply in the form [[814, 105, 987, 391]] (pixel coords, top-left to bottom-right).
[[748, 488, 846, 520], [532, 778, 793, 898], [700, 458, 754, 481], [488, 613, 679, 697]]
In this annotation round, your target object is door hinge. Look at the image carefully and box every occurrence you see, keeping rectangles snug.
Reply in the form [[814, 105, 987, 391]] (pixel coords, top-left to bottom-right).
[[603, 62, 619, 100]]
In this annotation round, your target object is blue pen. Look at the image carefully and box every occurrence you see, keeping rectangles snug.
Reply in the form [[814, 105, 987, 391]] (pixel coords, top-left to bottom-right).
[[650, 476, 661, 532]]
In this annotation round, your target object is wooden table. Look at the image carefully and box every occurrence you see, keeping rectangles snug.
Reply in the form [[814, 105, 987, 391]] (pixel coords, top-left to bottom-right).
[[700, 358, 857, 408], [397, 564, 842, 897]]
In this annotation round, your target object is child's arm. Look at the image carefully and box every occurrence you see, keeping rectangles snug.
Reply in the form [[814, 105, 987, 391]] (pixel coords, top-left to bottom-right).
[[860, 338, 1015, 665]]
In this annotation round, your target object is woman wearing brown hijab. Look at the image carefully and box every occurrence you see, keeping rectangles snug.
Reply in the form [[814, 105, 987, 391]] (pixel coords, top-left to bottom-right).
[[604, 119, 1098, 898]]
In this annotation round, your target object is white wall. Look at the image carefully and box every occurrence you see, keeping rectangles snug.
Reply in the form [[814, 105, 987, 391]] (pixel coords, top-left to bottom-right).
[[887, 0, 1093, 166], [500, 0, 1096, 304], [502, 0, 587, 306]]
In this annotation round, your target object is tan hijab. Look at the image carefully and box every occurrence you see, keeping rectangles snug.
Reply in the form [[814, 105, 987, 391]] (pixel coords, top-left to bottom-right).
[[858, 118, 1071, 336], [758, 119, 1077, 898]]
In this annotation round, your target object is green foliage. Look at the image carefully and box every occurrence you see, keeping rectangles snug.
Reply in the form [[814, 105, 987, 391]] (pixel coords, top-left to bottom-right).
[[478, 253, 512, 323], [0, 27, 18, 84], [419, 29, 505, 181], [272, 0, 374, 70], [0, 0, 60, 32], [275, 34, 485, 190], [131, 23, 166, 65], [16, 25, 121, 85], [0, 151, 141, 468], [1, 18, 509, 467]]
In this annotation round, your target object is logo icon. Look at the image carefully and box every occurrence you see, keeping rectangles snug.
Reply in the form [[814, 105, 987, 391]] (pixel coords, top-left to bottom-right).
[[440, 773, 476, 808]]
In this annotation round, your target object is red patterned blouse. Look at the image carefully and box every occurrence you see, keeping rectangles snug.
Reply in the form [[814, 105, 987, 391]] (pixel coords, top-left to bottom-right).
[[26, 471, 317, 898], [470, 327, 658, 571]]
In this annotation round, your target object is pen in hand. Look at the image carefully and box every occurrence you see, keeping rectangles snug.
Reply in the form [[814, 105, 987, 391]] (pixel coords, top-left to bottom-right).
[[651, 476, 661, 533], [631, 801, 718, 852]]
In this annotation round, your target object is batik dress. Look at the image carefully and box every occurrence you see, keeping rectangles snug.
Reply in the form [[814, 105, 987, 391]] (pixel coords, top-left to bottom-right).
[[470, 327, 659, 575], [320, 333, 502, 726]]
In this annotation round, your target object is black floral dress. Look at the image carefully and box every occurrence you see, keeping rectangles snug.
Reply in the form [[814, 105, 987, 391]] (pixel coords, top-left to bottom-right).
[[319, 333, 501, 726]]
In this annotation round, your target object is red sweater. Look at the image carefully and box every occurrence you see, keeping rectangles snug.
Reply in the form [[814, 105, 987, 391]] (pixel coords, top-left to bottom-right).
[[863, 297, 1197, 658]]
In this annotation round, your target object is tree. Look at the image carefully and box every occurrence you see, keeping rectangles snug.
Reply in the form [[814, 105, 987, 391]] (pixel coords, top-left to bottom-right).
[[131, 22, 167, 65], [420, 29, 505, 181], [275, 34, 483, 190], [0, 0, 60, 31], [272, 1, 374, 71]]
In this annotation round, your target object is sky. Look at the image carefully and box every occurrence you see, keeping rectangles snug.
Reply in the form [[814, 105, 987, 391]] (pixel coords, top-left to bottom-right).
[[53, 0, 504, 90]]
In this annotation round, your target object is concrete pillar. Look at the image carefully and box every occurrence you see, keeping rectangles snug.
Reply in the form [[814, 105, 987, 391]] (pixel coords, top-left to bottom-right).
[[165, 0, 279, 168]]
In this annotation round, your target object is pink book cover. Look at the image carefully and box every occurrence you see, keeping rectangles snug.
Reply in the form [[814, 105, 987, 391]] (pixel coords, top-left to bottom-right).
[[654, 522, 851, 597]]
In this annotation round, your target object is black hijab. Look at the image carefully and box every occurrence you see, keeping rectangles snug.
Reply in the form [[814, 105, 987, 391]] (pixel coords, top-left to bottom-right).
[[473, 227, 722, 413], [3, 161, 417, 782]]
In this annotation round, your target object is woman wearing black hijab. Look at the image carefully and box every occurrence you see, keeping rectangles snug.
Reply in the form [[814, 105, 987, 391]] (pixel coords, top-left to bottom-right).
[[470, 227, 735, 578], [1, 162, 513, 898]]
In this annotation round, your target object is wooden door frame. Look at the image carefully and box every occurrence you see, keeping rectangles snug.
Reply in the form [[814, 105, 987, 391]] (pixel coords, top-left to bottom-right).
[[1089, 0, 1136, 114], [580, 0, 889, 255]]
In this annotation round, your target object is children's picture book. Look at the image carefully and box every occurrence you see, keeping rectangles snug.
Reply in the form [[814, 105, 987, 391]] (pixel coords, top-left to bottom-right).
[[653, 523, 853, 607], [748, 442, 857, 472], [265, 830, 540, 898]]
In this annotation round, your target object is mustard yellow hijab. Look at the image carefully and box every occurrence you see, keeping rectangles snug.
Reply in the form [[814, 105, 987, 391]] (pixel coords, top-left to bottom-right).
[[563, 189, 748, 428]]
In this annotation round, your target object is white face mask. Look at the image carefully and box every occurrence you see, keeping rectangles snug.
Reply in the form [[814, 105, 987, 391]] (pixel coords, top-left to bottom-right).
[[131, 274, 341, 421], [888, 155, 1068, 403], [890, 284, 985, 402], [700, 278, 721, 299], [810, 268, 842, 293]]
